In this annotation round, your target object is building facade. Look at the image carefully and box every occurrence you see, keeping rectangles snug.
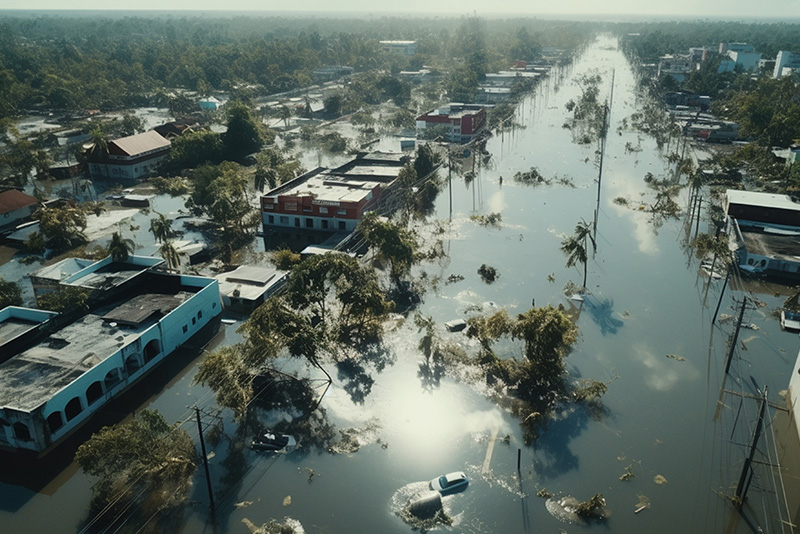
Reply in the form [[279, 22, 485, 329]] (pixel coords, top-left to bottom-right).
[[416, 103, 487, 144], [379, 40, 416, 56], [88, 131, 171, 182], [261, 152, 406, 234], [0, 257, 221, 454]]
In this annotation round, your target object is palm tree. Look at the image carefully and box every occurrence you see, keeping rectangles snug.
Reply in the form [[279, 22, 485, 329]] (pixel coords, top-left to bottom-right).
[[159, 240, 184, 272], [254, 163, 277, 193], [149, 212, 175, 244], [87, 127, 109, 163], [561, 218, 597, 292], [278, 106, 292, 129], [108, 231, 135, 263]]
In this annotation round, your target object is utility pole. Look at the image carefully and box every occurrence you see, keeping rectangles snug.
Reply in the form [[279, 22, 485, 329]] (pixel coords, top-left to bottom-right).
[[724, 297, 748, 375], [712, 267, 731, 325], [195, 406, 216, 517], [733, 386, 768, 508]]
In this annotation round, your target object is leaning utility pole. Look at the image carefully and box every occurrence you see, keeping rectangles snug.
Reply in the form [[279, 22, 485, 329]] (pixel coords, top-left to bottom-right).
[[733, 386, 768, 508], [724, 297, 748, 375], [195, 406, 216, 517]]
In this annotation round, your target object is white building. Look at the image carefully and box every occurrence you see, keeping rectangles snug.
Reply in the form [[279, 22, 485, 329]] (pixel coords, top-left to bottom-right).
[[774, 51, 800, 79], [380, 40, 416, 56], [88, 131, 171, 183]]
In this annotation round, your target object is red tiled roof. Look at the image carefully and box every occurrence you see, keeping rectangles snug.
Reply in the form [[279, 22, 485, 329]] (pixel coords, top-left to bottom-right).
[[0, 189, 38, 214]]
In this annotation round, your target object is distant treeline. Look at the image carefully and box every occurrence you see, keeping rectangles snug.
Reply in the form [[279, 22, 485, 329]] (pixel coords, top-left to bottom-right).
[[614, 20, 800, 61], [0, 14, 594, 118]]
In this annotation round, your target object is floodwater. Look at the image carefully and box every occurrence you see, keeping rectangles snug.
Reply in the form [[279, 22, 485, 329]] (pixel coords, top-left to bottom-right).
[[2, 35, 798, 534]]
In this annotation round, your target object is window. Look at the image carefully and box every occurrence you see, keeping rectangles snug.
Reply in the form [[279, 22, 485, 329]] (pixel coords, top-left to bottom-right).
[[303, 206, 312, 213], [192, 317, 196, 325], [322, 220, 329, 229], [338, 221, 346, 230], [319, 207, 328, 214], [213, 302, 217, 309], [268, 215, 274, 223], [337, 209, 347, 215], [198, 310, 203, 319], [280, 216, 289, 224], [294, 218, 300, 227], [182, 325, 188, 334], [306, 218, 314, 228]]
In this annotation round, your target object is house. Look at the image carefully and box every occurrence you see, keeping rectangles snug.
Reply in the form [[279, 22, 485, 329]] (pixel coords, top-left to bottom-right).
[[0, 257, 221, 454], [657, 54, 693, 82], [261, 152, 407, 234], [379, 40, 416, 56], [0, 190, 39, 230], [726, 190, 800, 276], [198, 96, 221, 110], [29, 257, 95, 299], [416, 103, 486, 144], [152, 118, 202, 139], [87, 131, 171, 182], [214, 265, 287, 313]]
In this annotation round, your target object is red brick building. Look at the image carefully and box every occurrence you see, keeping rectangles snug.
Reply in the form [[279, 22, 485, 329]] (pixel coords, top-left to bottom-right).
[[416, 103, 486, 144]]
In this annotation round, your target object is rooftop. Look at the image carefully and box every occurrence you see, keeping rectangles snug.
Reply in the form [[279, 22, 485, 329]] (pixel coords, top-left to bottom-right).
[[109, 131, 170, 157], [0, 289, 192, 412], [727, 190, 800, 212], [215, 265, 287, 301], [0, 189, 38, 214]]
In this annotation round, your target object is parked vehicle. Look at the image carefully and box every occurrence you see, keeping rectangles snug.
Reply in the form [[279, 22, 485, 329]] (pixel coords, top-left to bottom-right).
[[780, 309, 800, 331], [252, 431, 297, 453], [429, 471, 469, 495]]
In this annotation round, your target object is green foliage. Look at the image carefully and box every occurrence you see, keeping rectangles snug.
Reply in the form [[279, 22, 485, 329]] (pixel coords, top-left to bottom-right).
[[187, 162, 259, 238], [271, 248, 302, 270], [198, 254, 389, 418], [478, 264, 499, 283], [471, 213, 502, 227], [34, 204, 88, 252], [0, 276, 23, 308], [719, 77, 800, 148], [75, 410, 196, 521], [38, 286, 89, 313], [150, 176, 190, 196], [358, 212, 420, 282], [107, 231, 135, 262], [166, 129, 224, 171], [223, 101, 268, 162]]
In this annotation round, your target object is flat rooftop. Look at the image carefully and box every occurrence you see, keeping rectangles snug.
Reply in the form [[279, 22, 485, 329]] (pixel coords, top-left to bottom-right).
[[215, 265, 286, 301], [281, 174, 382, 204], [0, 290, 193, 413], [728, 190, 800, 212], [0, 318, 40, 346]]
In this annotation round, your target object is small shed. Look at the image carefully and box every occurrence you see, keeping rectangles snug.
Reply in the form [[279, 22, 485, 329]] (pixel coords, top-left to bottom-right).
[[0, 190, 39, 230]]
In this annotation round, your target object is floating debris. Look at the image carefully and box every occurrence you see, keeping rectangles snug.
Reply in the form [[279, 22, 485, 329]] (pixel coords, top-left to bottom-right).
[[242, 517, 306, 534], [547, 273, 556, 282], [282, 495, 292, 506], [446, 274, 465, 285], [537, 488, 553, 499], [545, 493, 610, 524], [634, 494, 651, 514], [653, 475, 668, 485], [619, 465, 635, 481], [235, 501, 254, 508], [665, 354, 686, 362]]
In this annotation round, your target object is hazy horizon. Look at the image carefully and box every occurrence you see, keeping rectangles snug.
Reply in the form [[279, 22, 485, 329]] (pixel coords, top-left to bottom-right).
[[0, 0, 798, 21]]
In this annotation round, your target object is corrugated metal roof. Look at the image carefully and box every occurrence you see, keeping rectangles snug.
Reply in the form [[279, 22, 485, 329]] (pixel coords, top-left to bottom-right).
[[0, 189, 38, 214], [109, 131, 170, 157]]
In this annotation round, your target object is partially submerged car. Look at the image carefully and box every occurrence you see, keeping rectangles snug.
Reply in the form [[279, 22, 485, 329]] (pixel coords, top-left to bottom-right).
[[429, 471, 469, 495], [252, 431, 297, 453]]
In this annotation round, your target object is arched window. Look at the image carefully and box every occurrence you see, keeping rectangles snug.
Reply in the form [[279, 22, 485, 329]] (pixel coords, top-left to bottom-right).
[[13, 422, 31, 442], [86, 381, 103, 406], [104, 369, 121, 389], [125, 355, 141, 376], [47, 412, 64, 434], [143, 340, 161, 363], [65, 397, 83, 422]]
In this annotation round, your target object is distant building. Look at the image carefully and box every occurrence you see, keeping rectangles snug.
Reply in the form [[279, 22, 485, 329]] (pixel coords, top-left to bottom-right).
[[214, 265, 288, 313], [0, 256, 221, 454], [311, 65, 354, 83], [152, 118, 202, 139], [726, 190, 800, 277], [261, 152, 407, 233], [0, 190, 39, 230], [87, 131, 171, 182], [380, 40, 416, 56], [416, 103, 487, 144], [774, 51, 800, 79], [657, 54, 693, 82], [198, 96, 221, 110]]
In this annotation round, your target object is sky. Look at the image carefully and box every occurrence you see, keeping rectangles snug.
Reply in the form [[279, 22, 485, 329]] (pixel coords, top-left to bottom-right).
[[0, 0, 799, 19]]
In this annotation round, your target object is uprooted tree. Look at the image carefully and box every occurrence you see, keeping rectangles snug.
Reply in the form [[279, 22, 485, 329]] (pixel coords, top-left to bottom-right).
[[75, 410, 196, 531], [195, 254, 390, 419]]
